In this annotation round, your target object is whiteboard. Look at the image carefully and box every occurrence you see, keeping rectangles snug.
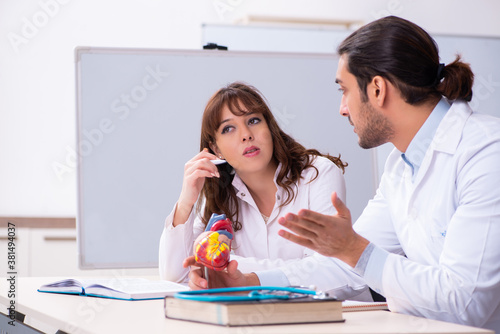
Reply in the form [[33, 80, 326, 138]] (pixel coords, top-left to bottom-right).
[[76, 47, 375, 269], [203, 24, 500, 182]]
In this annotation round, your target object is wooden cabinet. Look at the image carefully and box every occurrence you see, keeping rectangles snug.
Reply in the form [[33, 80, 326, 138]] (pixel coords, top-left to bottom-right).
[[0, 227, 29, 276], [2, 227, 158, 277]]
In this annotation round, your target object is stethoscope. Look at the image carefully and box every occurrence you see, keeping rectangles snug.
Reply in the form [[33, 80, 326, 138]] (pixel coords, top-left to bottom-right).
[[174, 286, 329, 302]]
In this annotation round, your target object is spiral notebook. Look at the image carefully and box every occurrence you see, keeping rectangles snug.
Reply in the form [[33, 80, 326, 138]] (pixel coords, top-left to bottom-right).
[[342, 300, 389, 312]]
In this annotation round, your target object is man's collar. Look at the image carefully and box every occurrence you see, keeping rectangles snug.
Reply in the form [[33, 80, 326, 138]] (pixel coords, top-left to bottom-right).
[[400, 98, 450, 178]]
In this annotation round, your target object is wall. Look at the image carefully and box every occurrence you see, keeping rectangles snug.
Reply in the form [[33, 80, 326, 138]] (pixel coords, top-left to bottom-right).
[[1, 0, 500, 217]]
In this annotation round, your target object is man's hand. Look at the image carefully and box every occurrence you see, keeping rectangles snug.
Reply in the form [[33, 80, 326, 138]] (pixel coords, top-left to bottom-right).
[[278, 192, 369, 267], [183, 256, 260, 290]]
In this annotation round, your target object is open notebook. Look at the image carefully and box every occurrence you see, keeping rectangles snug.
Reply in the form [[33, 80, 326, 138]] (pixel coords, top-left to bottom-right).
[[38, 278, 188, 300]]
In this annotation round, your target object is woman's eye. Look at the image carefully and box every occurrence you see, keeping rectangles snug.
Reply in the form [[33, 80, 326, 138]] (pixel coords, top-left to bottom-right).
[[249, 117, 261, 125], [221, 125, 233, 134]]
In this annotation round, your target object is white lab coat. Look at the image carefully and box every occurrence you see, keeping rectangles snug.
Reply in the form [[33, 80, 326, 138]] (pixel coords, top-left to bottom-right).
[[159, 156, 371, 299], [355, 100, 500, 331]]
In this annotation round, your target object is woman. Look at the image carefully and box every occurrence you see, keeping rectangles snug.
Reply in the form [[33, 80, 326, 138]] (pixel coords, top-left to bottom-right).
[[159, 82, 367, 298]]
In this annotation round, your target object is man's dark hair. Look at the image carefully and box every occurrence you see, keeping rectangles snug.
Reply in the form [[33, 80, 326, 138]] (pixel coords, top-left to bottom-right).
[[337, 16, 474, 104]]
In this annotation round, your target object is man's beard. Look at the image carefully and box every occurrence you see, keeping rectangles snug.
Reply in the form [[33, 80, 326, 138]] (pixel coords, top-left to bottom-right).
[[356, 102, 394, 149]]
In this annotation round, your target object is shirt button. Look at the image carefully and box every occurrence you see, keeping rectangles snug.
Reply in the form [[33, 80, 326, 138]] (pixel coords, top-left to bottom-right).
[[241, 193, 245, 197], [277, 195, 281, 200]]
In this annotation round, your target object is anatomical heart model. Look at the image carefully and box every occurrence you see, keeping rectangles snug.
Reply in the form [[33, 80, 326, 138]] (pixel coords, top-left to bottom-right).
[[194, 213, 234, 270]]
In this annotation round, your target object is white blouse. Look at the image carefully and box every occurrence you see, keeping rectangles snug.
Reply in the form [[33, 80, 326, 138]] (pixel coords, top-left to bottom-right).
[[159, 156, 370, 299]]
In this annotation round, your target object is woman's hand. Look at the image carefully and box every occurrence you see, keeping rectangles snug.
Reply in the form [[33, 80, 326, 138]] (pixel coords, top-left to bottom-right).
[[183, 256, 259, 290], [173, 149, 220, 227]]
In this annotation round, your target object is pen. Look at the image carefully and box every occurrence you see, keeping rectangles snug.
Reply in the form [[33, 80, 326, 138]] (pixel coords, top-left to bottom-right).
[[204, 267, 210, 289], [210, 159, 227, 165]]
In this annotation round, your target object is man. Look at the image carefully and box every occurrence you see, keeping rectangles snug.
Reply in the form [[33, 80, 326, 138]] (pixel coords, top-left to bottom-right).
[[185, 16, 500, 331]]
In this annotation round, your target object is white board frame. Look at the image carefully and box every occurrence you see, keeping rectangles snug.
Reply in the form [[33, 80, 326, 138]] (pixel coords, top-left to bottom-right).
[[75, 47, 376, 269]]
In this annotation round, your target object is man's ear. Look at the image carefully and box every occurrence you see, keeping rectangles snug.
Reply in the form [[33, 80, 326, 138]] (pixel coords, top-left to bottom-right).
[[369, 76, 387, 107]]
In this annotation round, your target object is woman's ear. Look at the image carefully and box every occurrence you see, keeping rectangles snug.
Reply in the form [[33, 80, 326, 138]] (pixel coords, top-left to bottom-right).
[[209, 142, 222, 159], [369, 76, 387, 107]]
